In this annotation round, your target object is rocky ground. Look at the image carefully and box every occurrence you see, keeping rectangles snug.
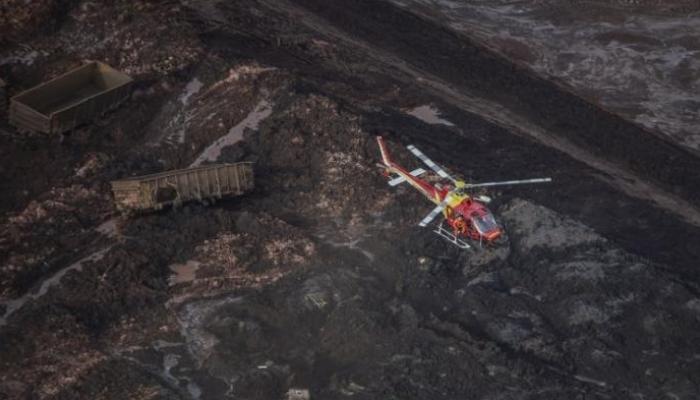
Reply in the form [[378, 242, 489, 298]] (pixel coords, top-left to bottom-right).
[[1, 1, 699, 399]]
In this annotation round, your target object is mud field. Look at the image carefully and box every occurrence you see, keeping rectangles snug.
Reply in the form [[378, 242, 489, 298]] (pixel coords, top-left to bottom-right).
[[1, 1, 699, 399], [392, 0, 700, 152]]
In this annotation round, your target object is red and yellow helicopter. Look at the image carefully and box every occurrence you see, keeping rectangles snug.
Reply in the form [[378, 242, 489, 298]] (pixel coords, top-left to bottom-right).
[[377, 136, 551, 249]]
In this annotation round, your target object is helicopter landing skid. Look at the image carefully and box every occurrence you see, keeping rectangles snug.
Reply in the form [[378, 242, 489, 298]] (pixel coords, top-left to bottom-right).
[[433, 221, 471, 250]]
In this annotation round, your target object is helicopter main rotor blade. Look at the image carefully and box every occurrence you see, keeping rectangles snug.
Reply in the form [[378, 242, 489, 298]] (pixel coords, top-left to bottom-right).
[[406, 144, 457, 184], [465, 177, 552, 189], [418, 197, 450, 227]]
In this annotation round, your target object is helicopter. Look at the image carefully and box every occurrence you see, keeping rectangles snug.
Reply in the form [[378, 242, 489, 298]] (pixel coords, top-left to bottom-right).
[[376, 136, 551, 249]]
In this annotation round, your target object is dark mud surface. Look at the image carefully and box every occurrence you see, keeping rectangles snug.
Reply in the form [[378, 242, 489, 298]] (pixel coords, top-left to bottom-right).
[[390, 0, 700, 152], [1, 1, 700, 399]]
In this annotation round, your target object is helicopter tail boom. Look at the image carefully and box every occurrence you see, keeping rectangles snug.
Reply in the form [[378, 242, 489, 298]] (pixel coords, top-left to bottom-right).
[[376, 136, 442, 201], [377, 136, 393, 167]]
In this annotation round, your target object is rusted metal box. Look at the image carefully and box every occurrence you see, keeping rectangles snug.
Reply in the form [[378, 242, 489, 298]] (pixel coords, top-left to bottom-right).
[[111, 162, 254, 215], [9, 61, 132, 134]]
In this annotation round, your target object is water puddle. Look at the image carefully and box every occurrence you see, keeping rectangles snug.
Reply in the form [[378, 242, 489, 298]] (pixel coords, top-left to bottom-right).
[[159, 78, 204, 144], [406, 105, 455, 126], [190, 99, 273, 167], [96, 218, 119, 239], [169, 260, 201, 286], [179, 78, 204, 105]]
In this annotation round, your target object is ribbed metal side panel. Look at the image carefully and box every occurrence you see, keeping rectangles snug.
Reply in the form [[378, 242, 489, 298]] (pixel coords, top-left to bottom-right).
[[9, 100, 50, 133], [111, 163, 254, 214]]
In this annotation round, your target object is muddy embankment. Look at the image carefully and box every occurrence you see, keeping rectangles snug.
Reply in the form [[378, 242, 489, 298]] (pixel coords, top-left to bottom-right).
[[291, 0, 700, 207], [389, 0, 700, 152]]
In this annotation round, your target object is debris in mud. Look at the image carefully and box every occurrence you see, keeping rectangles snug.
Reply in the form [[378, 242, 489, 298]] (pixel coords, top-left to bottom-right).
[[170, 212, 316, 299], [64, 1, 203, 80], [0, 184, 109, 300], [0, 0, 59, 42], [74, 152, 110, 179], [251, 94, 385, 219], [287, 387, 310, 400]]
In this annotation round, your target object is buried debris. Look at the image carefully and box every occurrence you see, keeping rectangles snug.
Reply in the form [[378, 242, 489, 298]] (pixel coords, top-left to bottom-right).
[[110, 162, 254, 215], [286, 388, 310, 400]]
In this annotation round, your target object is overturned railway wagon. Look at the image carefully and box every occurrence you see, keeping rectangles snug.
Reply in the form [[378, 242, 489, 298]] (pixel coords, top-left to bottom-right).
[[111, 162, 254, 214], [9, 61, 132, 134]]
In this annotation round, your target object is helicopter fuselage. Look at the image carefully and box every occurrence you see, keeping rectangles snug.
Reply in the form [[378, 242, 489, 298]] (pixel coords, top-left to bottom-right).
[[377, 138, 502, 243]]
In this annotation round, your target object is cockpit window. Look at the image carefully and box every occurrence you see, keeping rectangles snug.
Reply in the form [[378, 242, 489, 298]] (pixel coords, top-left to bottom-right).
[[472, 212, 498, 234]]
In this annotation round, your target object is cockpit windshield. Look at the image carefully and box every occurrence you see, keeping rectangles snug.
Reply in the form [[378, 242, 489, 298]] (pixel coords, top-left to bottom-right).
[[472, 212, 499, 234]]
